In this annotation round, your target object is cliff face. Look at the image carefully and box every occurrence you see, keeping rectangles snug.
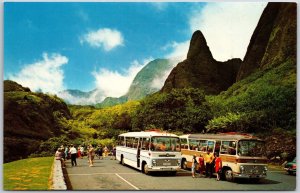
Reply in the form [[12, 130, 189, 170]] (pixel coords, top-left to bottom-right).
[[161, 30, 242, 94], [236, 2, 296, 81]]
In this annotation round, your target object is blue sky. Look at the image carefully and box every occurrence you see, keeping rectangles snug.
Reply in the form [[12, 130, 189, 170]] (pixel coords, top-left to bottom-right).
[[4, 2, 267, 103]]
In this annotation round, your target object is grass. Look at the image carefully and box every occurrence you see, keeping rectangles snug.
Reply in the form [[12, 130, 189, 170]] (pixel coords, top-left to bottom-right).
[[3, 157, 54, 190]]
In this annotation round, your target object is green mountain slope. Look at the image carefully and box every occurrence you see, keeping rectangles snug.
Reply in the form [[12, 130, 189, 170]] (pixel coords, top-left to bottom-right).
[[4, 80, 71, 163], [97, 59, 173, 107], [206, 2, 296, 159], [126, 59, 173, 100]]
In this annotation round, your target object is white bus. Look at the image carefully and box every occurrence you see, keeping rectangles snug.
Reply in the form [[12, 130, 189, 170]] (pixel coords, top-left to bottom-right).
[[180, 133, 268, 182], [116, 130, 181, 175]]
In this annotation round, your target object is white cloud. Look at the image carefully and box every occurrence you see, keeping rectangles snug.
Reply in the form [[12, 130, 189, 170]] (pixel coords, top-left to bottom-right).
[[8, 53, 68, 94], [57, 90, 104, 105], [189, 2, 267, 61], [164, 41, 190, 62], [92, 58, 152, 98], [80, 28, 124, 51], [150, 59, 177, 90]]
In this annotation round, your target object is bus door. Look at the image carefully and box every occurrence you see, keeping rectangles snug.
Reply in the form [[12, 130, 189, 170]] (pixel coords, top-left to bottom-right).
[[137, 137, 141, 168]]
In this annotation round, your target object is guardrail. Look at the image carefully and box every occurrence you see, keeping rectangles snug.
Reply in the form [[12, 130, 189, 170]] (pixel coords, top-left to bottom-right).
[[51, 158, 67, 190]]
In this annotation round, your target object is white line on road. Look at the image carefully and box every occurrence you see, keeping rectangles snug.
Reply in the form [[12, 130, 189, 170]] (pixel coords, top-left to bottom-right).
[[115, 173, 139, 190], [68, 172, 141, 176]]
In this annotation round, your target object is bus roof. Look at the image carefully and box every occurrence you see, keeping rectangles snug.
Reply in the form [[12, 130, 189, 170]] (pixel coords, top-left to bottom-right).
[[119, 131, 178, 138], [180, 133, 262, 141]]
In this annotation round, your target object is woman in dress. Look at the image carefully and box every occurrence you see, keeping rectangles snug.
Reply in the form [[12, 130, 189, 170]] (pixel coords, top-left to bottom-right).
[[214, 153, 222, 181]]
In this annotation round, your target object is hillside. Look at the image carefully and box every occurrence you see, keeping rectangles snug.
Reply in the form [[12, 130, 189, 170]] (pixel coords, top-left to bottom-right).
[[4, 80, 72, 162], [126, 59, 173, 100], [236, 3, 296, 81], [206, 2, 296, 159]]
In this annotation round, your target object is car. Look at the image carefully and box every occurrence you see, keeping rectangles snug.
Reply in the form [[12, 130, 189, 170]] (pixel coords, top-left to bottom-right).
[[284, 157, 296, 175]]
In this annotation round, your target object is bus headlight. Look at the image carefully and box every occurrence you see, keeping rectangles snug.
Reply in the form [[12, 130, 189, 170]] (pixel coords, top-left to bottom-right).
[[152, 160, 156, 166], [240, 166, 245, 173], [177, 159, 181, 166], [263, 166, 268, 174]]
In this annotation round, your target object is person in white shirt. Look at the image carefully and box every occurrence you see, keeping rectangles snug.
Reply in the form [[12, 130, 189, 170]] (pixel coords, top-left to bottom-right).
[[69, 144, 77, 166]]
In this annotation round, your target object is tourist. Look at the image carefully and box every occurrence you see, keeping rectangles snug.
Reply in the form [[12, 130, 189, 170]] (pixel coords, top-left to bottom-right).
[[64, 146, 69, 160], [110, 146, 116, 160], [97, 145, 103, 160], [103, 146, 108, 157], [88, 144, 95, 167], [55, 148, 66, 168], [77, 147, 82, 159], [69, 144, 77, 166], [80, 145, 84, 158], [204, 149, 214, 178], [191, 155, 197, 178], [198, 154, 205, 177], [214, 153, 222, 181]]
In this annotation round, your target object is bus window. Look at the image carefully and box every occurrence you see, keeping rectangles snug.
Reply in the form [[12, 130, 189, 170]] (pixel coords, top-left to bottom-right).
[[151, 137, 180, 152], [207, 141, 215, 152], [215, 141, 221, 153], [199, 140, 208, 151], [141, 138, 150, 150], [221, 141, 236, 155], [133, 137, 139, 149], [126, 137, 134, 148], [180, 138, 188, 149], [189, 139, 199, 150]]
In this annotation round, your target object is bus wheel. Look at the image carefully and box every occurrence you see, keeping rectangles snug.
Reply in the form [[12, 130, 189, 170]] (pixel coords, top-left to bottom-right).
[[182, 159, 188, 170], [143, 163, 150, 175], [224, 169, 234, 182]]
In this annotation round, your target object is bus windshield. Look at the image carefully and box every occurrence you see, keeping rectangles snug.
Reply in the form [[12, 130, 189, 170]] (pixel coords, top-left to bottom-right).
[[150, 137, 180, 152], [237, 140, 266, 157]]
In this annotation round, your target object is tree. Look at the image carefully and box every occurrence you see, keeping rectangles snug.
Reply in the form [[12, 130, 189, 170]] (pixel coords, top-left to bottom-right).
[[132, 88, 212, 133]]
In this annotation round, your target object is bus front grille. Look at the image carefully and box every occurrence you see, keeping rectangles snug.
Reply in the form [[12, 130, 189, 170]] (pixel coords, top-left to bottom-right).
[[242, 165, 265, 174], [155, 159, 178, 166]]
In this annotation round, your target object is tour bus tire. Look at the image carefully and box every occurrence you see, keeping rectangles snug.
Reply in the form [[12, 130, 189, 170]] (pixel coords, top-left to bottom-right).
[[288, 171, 294, 175], [182, 159, 188, 170], [224, 169, 234, 182], [143, 163, 150, 175]]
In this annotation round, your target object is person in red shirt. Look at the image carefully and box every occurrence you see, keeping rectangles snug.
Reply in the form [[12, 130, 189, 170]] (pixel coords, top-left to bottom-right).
[[198, 154, 205, 177], [214, 153, 222, 181]]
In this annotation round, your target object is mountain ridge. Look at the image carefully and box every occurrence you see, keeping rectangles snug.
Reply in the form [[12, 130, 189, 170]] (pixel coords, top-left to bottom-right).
[[161, 30, 242, 94]]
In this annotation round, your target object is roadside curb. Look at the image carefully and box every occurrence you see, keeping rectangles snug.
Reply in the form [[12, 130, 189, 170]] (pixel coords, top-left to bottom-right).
[[51, 158, 67, 190]]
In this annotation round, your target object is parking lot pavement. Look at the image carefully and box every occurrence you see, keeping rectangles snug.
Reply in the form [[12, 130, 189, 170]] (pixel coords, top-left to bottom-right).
[[64, 157, 296, 191]]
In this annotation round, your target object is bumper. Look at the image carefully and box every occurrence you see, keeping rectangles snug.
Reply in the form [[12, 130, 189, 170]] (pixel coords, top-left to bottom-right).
[[284, 168, 296, 172], [233, 173, 267, 179], [148, 166, 181, 172]]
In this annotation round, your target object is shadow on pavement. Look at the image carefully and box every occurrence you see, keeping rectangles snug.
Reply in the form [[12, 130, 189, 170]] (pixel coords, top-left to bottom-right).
[[62, 167, 73, 190], [235, 178, 281, 185]]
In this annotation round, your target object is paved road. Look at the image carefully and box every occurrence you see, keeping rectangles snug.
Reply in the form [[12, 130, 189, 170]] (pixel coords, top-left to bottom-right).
[[64, 157, 296, 190]]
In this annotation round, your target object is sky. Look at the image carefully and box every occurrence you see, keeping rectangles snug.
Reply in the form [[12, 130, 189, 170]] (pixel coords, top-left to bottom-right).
[[4, 2, 267, 103]]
